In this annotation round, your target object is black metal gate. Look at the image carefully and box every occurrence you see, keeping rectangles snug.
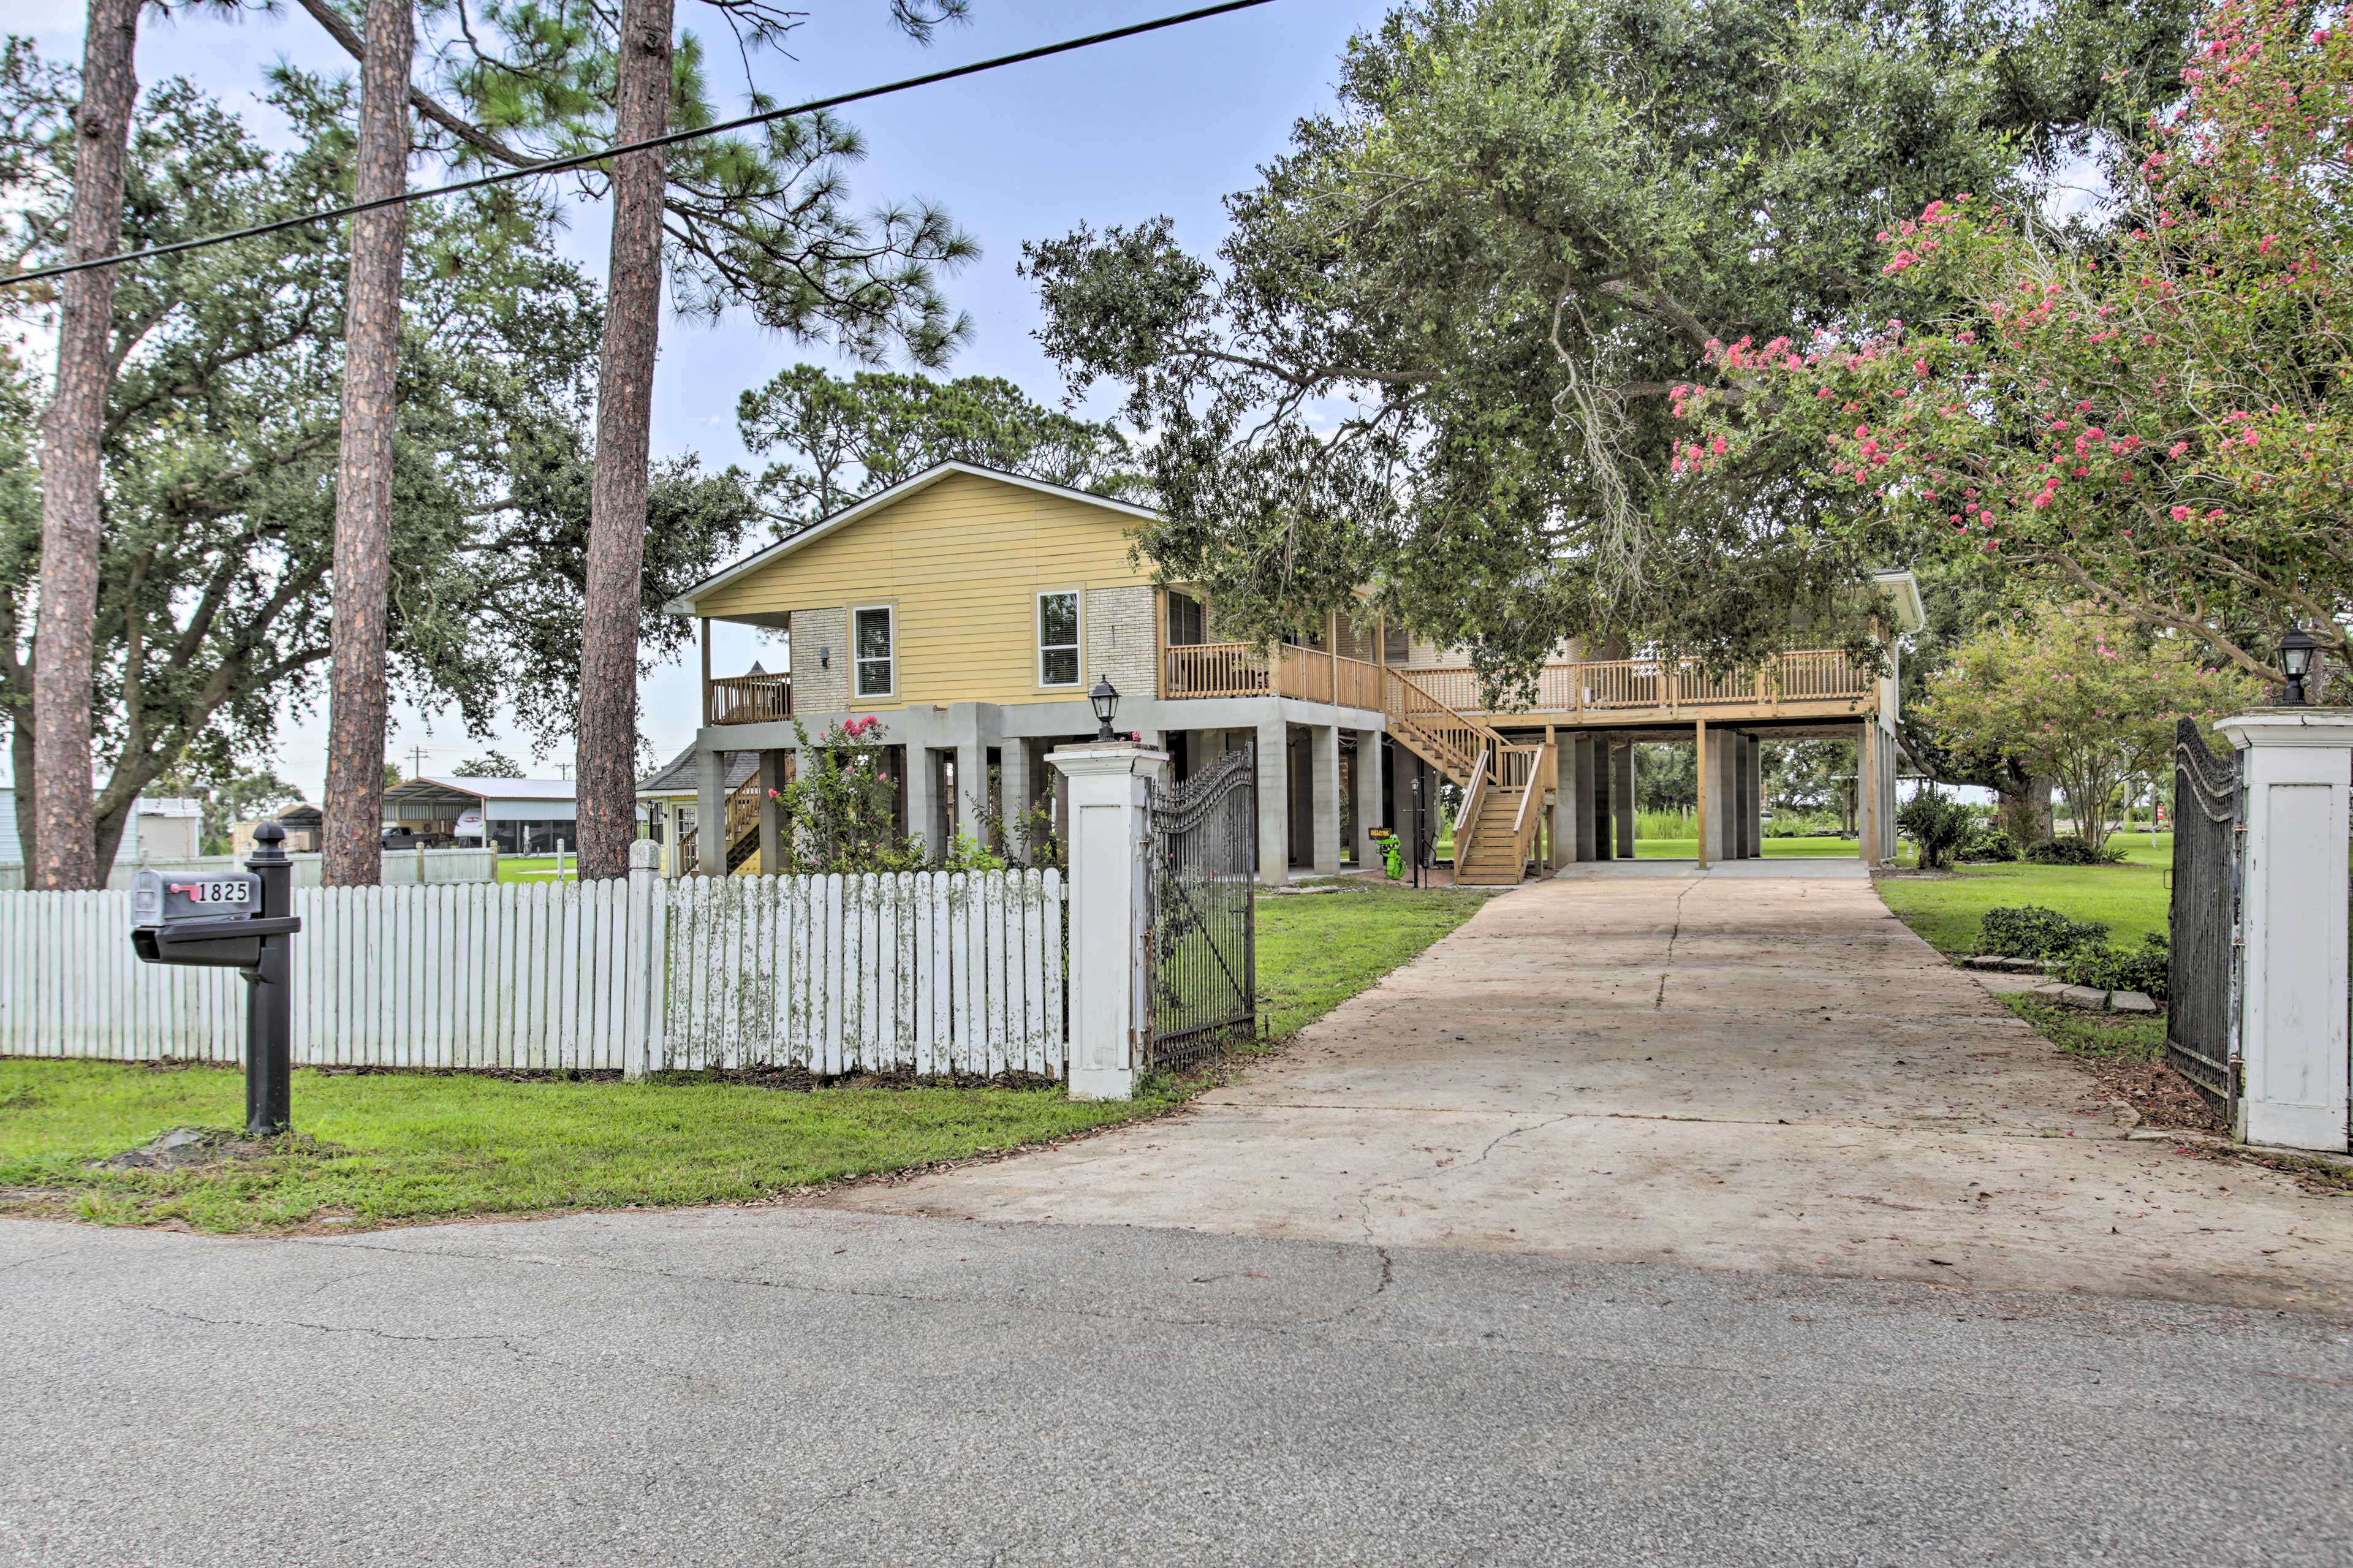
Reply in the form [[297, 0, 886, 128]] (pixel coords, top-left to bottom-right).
[[2167, 718, 2241, 1110], [1144, 746, 1257, 1070]]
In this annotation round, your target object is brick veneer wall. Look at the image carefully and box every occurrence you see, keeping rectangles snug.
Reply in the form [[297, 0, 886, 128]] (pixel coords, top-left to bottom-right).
[[1085, 585, 1159, 700]]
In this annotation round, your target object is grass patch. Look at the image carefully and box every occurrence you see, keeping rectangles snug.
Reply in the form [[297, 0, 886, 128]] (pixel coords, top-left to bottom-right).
[[494, 855, 572, 884], [1999, 994, 2163, 1064], [1254, 882, 1495, 1040], [1875, 858, 2169, 956], [0, 883, 1486, 1233], [0, 1063, 1188, 1233]]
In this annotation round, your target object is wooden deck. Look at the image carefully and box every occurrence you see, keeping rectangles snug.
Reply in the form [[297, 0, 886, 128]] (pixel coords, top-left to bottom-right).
[[707, 672, 793, 725], [1161, 645, 1876, 726]]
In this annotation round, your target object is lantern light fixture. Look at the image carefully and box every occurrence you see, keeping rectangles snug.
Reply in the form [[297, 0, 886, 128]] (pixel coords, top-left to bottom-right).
[[1089, 674, 1120, 740], [2278, 625, 2319, 707]]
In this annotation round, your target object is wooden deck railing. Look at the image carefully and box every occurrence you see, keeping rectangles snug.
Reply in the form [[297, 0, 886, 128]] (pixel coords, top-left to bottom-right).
[[1179, 648, 1874, 718], [708, 672, 792, 725], [1164, 643, 1873, 718], [1162, 642, 1395, 708]]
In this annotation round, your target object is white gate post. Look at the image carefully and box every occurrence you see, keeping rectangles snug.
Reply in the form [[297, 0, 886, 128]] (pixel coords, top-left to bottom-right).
[[1050, 741, 1167, 1100], [2216, 709, 2353, 1151]]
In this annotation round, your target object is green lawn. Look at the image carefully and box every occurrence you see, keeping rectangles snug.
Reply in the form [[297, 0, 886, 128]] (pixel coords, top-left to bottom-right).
[[1633, 836, 1860, 859], [494, 855, 573, 884], [1874, 853, 2171, 956], [1255, 883, 1495, 1040], [0, 883, 1488, 1234]]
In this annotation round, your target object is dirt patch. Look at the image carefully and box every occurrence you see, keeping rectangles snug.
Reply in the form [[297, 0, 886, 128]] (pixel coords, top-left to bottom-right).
[[86, 1126, 343, 1172], [643, 1064, 1067, 1093], [314, 1065, 625, 1084]]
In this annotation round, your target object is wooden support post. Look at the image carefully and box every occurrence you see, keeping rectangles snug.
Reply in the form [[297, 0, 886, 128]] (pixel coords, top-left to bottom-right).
[[699, 617, 712, 727], [1694, 715, 1709, 869], [1857, 716, 1876, 867]]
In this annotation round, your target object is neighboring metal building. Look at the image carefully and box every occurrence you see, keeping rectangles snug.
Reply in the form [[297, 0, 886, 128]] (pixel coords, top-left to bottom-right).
[[382, 776, 579, 854]]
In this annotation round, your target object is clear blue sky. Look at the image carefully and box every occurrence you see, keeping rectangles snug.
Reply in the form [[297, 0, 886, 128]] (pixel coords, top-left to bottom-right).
[[21, 0, 1392, 799]]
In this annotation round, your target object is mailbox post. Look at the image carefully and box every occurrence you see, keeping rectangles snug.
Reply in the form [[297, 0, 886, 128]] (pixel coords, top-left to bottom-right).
[[129, 819, 302, 1135]]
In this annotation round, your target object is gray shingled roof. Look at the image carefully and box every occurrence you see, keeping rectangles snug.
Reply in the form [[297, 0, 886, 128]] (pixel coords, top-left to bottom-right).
[[637, 748, 759, 797]]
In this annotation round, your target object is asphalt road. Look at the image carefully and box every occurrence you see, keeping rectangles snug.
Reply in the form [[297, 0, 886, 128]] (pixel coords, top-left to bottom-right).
[[5, 1206, 2349, 1567]]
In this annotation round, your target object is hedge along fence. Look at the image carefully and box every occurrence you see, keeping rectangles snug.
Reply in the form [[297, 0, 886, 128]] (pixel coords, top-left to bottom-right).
[[0, 866, 1065, 1080]]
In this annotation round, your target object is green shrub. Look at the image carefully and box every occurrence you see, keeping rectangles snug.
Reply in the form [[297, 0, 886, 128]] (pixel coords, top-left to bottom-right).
[[2025, 834, 2125, 865], [1763, 811, 1844, 838], [1637, 809, 1697, 840], [2055, 933, 2170, 1001], [1955, 826, 2018, 863], [1896, 786, 1973, 869], [1976, 904, 2110, 960]]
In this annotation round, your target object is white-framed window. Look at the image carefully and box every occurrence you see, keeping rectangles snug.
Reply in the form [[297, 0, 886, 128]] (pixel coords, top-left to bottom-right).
[[1037, 589, 1082, 687], [852, 604, 895, 697]]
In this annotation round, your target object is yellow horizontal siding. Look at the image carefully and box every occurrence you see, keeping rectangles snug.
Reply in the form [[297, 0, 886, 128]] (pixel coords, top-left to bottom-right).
[[695, 471, 1156, 708]]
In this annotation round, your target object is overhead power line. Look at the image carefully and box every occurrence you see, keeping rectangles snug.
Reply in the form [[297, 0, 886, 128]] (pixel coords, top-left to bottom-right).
[[1, 0, 1279, 290]]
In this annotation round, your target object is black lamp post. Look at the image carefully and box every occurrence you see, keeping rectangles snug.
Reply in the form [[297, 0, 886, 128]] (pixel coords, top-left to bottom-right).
[[1089, 674, 1121, 741], [2278, 625, 2319, 707]]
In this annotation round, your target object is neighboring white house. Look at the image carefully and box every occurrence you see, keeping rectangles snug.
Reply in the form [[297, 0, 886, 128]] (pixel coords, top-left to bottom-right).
[[0, 774, 200, 867]]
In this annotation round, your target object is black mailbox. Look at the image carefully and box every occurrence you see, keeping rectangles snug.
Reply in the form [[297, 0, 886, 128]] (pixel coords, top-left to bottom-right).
[[129, 870, 298, 967], [128, 820, 302, 1134]]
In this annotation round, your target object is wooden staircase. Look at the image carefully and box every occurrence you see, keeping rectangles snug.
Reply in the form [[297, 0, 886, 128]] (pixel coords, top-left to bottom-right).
[[678, 775, 765, 876], [1379, 667, 1556, 886]]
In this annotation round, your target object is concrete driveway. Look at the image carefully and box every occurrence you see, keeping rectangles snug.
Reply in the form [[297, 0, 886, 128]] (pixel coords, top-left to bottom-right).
[[830, 865, 2353, 1312]]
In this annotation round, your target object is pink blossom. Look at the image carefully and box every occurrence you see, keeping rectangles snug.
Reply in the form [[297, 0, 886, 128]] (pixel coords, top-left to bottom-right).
[[2170, 506, 2192, 521]]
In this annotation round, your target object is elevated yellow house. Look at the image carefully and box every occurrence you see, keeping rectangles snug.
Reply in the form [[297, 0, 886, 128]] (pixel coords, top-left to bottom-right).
[[662, 461, 1923, 884]]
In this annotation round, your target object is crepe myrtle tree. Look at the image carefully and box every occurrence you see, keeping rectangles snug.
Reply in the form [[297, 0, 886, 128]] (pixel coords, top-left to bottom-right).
[[1018, 0, 2198, 703], [1678, 0, 2353, 691], [1915, 602, 2256, 852]]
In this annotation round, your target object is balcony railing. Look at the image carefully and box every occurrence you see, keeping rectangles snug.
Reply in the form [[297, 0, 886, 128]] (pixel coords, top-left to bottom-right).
[[1162, 644, 1873, 716], [708, 671, 793, 725]]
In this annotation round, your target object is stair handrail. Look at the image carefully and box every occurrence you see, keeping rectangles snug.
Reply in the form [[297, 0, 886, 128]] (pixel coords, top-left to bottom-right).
[[1382, 664, 1509, 787], [1510, 743, 1551, 841], [1510, 742, 1556, 876], [1453, 744, 1490, 851]]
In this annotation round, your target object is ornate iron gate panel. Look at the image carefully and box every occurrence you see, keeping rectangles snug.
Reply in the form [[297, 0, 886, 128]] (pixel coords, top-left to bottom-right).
[[2167, 718, 2241, 1109], [1145, 747, 1257, 1071]]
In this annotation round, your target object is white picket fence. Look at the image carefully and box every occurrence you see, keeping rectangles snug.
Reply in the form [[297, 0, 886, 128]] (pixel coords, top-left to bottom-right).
[[0, 868, 1064, 1078]]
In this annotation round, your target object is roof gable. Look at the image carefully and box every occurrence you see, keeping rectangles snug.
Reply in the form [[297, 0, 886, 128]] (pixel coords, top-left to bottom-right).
[[665, 461, 1157, 616]]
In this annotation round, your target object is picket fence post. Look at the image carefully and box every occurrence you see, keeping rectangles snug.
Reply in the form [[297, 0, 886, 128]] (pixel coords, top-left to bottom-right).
[[623, 839, 667, 1079]]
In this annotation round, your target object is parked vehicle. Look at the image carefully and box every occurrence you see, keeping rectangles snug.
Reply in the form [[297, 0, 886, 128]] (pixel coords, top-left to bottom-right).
[[381, 827, 453, 850]]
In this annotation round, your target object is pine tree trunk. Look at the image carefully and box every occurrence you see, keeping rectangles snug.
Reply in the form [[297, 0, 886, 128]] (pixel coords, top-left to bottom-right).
[[30, 0, 140, 892], [575, 0, 675, 881], [321, 0, 415, 887]]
